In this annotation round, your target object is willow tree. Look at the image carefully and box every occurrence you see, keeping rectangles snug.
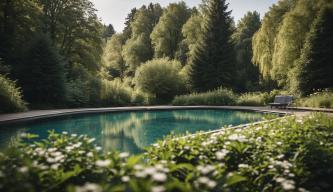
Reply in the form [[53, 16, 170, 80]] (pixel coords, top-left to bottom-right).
[[122, 3, 163, 74], [150, 2, 191, 59], [252, 0, 295, 80], [189, 0, 235, 92], [271, 0, 324, 87]]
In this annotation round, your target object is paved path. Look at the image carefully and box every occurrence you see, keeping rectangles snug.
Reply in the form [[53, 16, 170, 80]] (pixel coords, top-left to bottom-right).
[[0, 106, 329, 125]]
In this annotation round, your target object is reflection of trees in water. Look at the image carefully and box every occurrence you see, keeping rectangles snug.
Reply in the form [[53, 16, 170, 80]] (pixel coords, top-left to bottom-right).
[[98, 112, 153, 151], [172, 110, 263, 126]]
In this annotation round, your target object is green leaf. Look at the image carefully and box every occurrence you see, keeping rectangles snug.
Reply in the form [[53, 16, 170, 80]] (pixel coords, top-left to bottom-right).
[[226, 173, 247, 186]]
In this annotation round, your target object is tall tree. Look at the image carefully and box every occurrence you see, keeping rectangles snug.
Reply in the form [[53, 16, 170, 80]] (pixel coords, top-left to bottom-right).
[[18, 35, 66, 106], [0, 0, 41, 68], [122, 8, 137, 40], [38, 0, 104, 73], [122, 3, 163, 74], [102, 34, 126, 79], [150, 2, 191, 59], [189, 0, 235, 92], [293, 6, 333, 96], [271, 0, 324, 87], [252, 0, 295, 80], [182, 13, 204, 62], [103, 24, 115, 41], [233, 11, 261, 92]]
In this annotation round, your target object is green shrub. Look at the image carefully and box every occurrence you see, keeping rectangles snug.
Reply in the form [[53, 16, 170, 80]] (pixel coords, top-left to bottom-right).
[[172, 87, 236, 105], [0, 75, 27, 113], [236, 92, 269, 106], [135, 58, 185, 102], [0, 114, 332, 191], [297, 90, 333, 108], [100, 79, 133, 106]]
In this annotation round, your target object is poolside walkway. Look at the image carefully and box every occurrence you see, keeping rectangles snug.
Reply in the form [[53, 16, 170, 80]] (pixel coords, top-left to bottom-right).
[[0, 106, 331, 125]]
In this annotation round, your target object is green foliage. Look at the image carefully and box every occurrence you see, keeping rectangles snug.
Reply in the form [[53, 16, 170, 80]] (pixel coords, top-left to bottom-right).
[[252, 0, 295, 80], [102, 34, 126, 79], [189, 0, 236, 92], [0, 74, 27, 113], [18, 35, 66, 107], [135, 58, 185, 102], [100, 79, 133, 106], [296, 90, 333, 109], [172, 87, 236, 106], [151, 2, 191, 59], [181, 13, 204, 62], [102, 24, 116, 40], [232, 11, 261, 92], [122, 4, 163, 73], [1, 114, 333, 191], [293, 6, 333, 95], [236, 92, 270, 106]]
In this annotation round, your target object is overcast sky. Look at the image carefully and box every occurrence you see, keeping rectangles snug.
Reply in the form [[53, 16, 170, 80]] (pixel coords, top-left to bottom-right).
[[91, 0, 278, 32]]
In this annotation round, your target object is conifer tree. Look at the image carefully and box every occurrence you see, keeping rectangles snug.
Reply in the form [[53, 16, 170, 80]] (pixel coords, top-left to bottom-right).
[[19, 34, 66, 106], [295, 6, 333, 95], [189, 0, 235, 92]]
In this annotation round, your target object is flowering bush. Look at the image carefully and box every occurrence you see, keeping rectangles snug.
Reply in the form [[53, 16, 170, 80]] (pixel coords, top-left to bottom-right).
[[0, 114, 332, 192], [296, 90, 333, 108]]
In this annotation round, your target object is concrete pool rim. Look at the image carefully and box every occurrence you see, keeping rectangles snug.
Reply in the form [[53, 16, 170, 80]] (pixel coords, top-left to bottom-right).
[[0, 106, 291, 126]]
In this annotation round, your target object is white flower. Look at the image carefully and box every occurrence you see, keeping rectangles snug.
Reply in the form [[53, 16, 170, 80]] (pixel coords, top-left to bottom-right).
[[88, 138, 96, 143], [47, 148, 57, 153], [66, 146, 75, 152], [184, 146, 190, 150], [228, 134, 247, 142], [151, 186, 165, 192], [62, 131, 68, 135], [95, 146, 102, 151], [18, 166, 29, 173], [152, 172, 167, 182], [238, 164, 250, 169], [197, 165, 215, 175], [51, 164, 60, 170], [121, 176, 130, 182], [73, 142, 82, 148], [216, 149, 229, 160], [87, 152, 94, 157], [51, 151, 62, 157], [95, 160, 111, 167], [71, 134, 77, 137], [78, 151, 85, 155], [198, 177, 210, 184], [76, 183, 102, 192], [281, 180, 295, 191], [119, 152, 129, 159], [207, 180, 217, 188], [144, 167, 157, 175], [134, 164, 144, 170], [277, 142, 283, 146], [135, 171, 148, 178]]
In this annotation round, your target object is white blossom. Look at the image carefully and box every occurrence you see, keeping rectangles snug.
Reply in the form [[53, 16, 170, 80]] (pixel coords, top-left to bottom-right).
[[121, 176, 130, 182], [95, 160, 111, 167], [152, 172, 167, 182], [119, 152, 129, 159], [151, 186, 165, 192], [75, 183, 102, 192]]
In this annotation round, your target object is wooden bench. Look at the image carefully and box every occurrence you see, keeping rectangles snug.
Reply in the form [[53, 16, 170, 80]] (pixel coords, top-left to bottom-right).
[[269, 95, 293, 109]]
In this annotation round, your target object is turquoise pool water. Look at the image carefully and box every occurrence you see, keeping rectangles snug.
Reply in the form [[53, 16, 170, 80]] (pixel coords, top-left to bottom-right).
[[0, 109, 267, 154]]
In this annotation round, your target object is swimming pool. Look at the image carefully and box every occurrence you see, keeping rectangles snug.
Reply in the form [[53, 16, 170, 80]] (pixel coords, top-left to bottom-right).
[[0, 109, 269, 154]]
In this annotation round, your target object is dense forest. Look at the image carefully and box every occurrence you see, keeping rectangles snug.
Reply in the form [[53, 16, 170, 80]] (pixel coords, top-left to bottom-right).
[[0, 0, 332, 112]]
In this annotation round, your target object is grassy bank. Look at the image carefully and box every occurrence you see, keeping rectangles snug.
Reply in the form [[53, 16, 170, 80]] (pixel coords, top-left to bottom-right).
[[0, 114, 332, 191]]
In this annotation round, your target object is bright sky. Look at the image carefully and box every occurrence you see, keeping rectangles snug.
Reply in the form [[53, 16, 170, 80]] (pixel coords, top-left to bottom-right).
[[91, 0, 278, 32]]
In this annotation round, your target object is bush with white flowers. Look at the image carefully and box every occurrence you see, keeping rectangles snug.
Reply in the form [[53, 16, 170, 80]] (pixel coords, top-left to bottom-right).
[[0, 114, 332, 192]]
